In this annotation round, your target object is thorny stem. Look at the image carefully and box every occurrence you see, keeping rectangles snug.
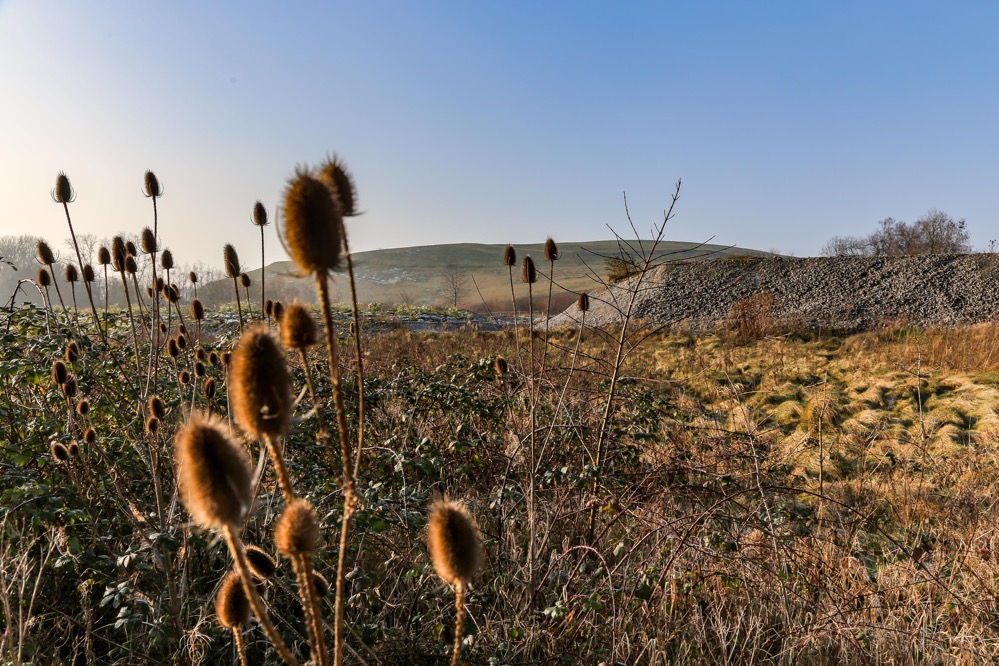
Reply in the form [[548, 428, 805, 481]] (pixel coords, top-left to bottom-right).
[[295, 554, 330, 666], [61, 201, 109, 345], [233, 277, 244, 333], [343, 235, 366, 481], [262, 433, 296, 504], [260, 223, 266, 318], [451, 583, 466, 666], [233, 629, 249, 666]]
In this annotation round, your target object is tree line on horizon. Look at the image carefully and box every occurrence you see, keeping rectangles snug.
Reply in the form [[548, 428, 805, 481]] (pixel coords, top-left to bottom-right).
[[822, 209, 979, 257]]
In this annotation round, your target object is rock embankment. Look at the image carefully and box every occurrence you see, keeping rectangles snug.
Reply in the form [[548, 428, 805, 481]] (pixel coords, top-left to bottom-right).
[[552, 254, 999, 331]]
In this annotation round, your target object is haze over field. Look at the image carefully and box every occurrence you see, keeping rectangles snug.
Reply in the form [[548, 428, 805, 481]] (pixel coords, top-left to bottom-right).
[[1, 1, 998, 269]]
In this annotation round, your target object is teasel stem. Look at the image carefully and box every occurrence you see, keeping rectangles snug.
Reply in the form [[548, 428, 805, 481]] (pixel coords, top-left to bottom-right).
[[48, 265, 68, 314], [293, 554, 329, 666], [119, 270, 144, 383], [298, 348, 334, 461], [232, 276, 244, 333], [506, 263, 523, 374], [525, 278, 537, 597], [539, 255, 556, 402], [233, 629, 250, 666], [314, 272, 354, 666], [68, 280, 80, 328], [60, 201, 108, 345], [451, 583, 466, 666], [343, 234, 366, 481], [130, 272, 148, 322], [221, 524, 299, 666], [260, 222, 267, 317], [262, 433, 296, 504], [102, 265, 109, 324], [243, 284, 253, 319]]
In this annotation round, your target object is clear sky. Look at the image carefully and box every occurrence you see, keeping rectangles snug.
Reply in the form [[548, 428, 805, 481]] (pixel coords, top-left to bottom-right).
[[1, 1, 997, 269]]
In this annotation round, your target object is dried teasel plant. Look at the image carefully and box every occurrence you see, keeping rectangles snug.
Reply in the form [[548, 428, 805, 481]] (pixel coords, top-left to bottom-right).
[[427, 500, 482, 665]]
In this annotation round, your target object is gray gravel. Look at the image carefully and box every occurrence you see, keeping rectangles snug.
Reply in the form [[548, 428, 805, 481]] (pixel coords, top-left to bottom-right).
[[550, 254, 999, 332]]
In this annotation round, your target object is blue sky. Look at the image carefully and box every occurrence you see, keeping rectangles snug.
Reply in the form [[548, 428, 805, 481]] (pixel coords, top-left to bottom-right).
[[1, 1, 997, 268]]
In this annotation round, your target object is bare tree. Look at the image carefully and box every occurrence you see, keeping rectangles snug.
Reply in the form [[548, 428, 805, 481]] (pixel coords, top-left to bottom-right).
[[824, 210, 970, 257], [438, 262, 469, 308]]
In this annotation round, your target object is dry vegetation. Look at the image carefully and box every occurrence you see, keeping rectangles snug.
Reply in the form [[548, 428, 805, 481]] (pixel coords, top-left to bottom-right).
[[3, 166, 999, 665]]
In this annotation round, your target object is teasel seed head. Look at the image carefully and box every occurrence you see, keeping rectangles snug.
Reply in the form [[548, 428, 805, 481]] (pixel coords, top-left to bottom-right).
[[65, 341, 79, 364], [282, 168, 343, 275], [318, 155, 359, 217], [245, 545, 277, 580], [37, 268, 51, 287], [37, 241, 56, 266], [125, 240, 137, 257], [111, 237, 127, 271], [177, 334, 188, 350], [522, 256, 537, 284], [272, 301, 284, 322], [161, 249, 174, 271], [216, 571, 251, 629], [578, 292, 589, 312], [252, 201, 268, 227], [98, 247, 111, 266], [154, 277, 164, 292], [209, 351, 220, 366], [52, 360, 68, 385], [175, 414, 253, 529], [159, 322, 168, 335], [145, 416, 160, 434], [281, 302, 318, 350], [149, 396, 166, 420], [312, 571, 330, 598], [494, 356, 507, 378], [64, 264, 78, 283], [239, 273, 251, 289], [221, 351, 232, 367], [230, 326, 292, 439], [62, 377, 77, 398], [124, 256, 137, 275], [195, 361, 206, 377], [544, 237, 559, 262], [146, 287, 154, 299], [141, 227, 157, 254], [167, 285, 180, 304], [195, 347, 206, 362], [204, 377, 217, 399], [179, 370, 191, 385], [51, 441, 70, 463], [427, 499, 482, 587], [144, 170, 163, 198], [84, 428, 97, 445], [76, 398, 89, 416], [275, 498, 320, 557], [503, 244, 516, 267], [188, 271, 198, 284], [191, 299, 205, 321], [53, 172, 74, 204], [167, 338, 180, 358], [82, 264, 95, 283], [68, 440, 80, 457], [223, 244, 240, 278]]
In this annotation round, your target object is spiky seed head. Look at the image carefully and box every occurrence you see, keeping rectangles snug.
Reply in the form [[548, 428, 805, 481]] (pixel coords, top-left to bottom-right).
[[195, 347, 206, 362], [252, 201, 268, 227], [281, 302, 318, 350], [223, 244, 240, 278], [275, 498, 320, 556], [167, 285, 180, 304], [141, 227, 157, 254], [52, 360, 68, 385], [189, 271, 198, 284], [230, 327, 292, 439], [82, 264, 95, 282], [544, 237, 559, 262], [37, 241, 55, 266], [494, 356, 507, 378], [54, 172, 74, 203], [522, 256, 537, 284], [146, 287, 154, 298], [64, 264, 78, 282], [312, 571, 330, 598], [154, 277, 164, 292], [245, 545, 277, 580], [162, 249, 175, 270], [191, 299, 205, 320], [175, 414, 252, 529], [179, 370, 191, 385], [125, 256, 137, 275], [65, 341, 79, 363], [37, 268, 51, 287], [62, 377, 77, 398], [125, 241, 137, 257], [204, 377, 217, 399], [159, 322, 168, 334], [144, 170, 162, 198], [149, 396, 166, 419], [209, 351, 220, 366], [216, 571, 251, 629], [167, 338, 180, 358], [51, 441, 70, 463], [84, 428, 97, 445], [98, 247, 111, 266], [76, 399, 89, 416], [68, 440, 80, 457], [272, 301, 284, 322], [282, 169, 343, 275], [578, 292, 589, 312], [177, 334, 188, 350], [427, 499, 482, 587], [264, 300, 274, 317], [145, 416, 160, 434], [195, 361, 206, 377], [111, 237, 127, 272], [239, 273, 251, 288], [503, 244, 516, 267], [221, 351, 232, 367], [318, 155, 359, 217], [178, 322, 185, 333]]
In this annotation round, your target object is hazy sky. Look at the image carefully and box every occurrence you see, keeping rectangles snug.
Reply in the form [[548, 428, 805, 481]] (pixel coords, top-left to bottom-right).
[[1, 1, 997, 270]]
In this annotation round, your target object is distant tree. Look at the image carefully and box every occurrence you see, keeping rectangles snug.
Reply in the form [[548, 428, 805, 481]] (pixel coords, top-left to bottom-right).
[[438, 262, 469, 308], [823, 210, 970, 257]]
